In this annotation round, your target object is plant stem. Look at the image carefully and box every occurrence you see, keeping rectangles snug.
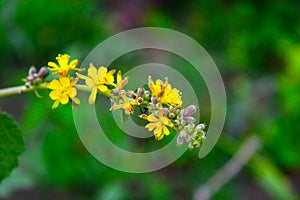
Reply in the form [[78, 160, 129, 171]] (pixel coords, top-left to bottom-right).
[[0, 84, 92, 98]]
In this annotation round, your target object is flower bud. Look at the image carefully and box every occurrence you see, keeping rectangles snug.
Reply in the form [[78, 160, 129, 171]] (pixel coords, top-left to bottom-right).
[[169, 106, 176, 113], [151, 97, 158, 104], [169, 113, 175, 119], [144, 90, 150, 96], [128, 90, 137, 99], [25, 82, 31, 88], [174, 120, 180, 125], [112, 89, 119, 96], [119, 89, 126, 96], [138, 87, 145, 97], [185, 116, 194, 123], [196, 123, 205, 132], [37, 67, 47, 78], [137, 97, 143, 103], [155, 104, 160, 109], [185, 105, 196, 116], [28, 67, 36, 75]]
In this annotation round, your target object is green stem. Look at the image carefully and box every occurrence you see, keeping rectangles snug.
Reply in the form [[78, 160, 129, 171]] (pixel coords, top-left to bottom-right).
[[0, 84, 92, 98]]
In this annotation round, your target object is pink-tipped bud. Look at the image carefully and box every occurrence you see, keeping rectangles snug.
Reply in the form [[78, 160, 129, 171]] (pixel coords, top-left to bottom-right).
[[138, 87, 145, 97], [128, 91, 137, 99], [37, 67, 47, 78], [185, 105, 196, 116], [28, 66, 36, 75], [151, 97, 158, 104], [25, 82, 31, 88]]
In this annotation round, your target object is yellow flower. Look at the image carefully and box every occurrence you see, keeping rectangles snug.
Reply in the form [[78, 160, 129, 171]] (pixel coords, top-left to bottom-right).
[[48, 54, 82, 77], [76, 63, 115, 104], [113, 71, 128, 91], [148, 76, 183, 107], [141, 109, 173, 140], [110, 94, 138, 115], [46, 77, 80, 109]]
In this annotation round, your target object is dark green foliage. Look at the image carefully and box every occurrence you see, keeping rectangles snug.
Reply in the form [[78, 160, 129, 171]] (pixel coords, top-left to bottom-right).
[[0, 113, 24, 183]]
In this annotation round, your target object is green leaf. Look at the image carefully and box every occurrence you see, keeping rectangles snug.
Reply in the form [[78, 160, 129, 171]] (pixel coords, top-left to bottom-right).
[[0, 112, 25, 183]]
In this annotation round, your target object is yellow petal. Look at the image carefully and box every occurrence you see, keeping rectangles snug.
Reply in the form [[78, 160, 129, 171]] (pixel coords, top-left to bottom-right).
[[105, 69, 115, 84], [59, 94, 69, 104], [110, 104, 123, 111], [117, 71, 122, 83], [69, 59, 78, 68], [97, 66, 108, 78], [88, 63, 98, 78], [48, 62, 59, 69], [163, 126, 170, 136], [72, 97, 80, 105], [48, 79, 61, 89], [147, 115, 158, 122], [68, 87, 77, 98], [60, 77, 70, 87], [57, 54, 70, 66], [145, 122, 161, 131], [49, 90, 60, 100], [154, 127, 163, 140], [70, 78, 78, 86], [88, 87, 98, 104], [161, 116, 173, 127], [76, 72, 89, 80], [52, 100, 60, 109], [98, 85, 108, 92]]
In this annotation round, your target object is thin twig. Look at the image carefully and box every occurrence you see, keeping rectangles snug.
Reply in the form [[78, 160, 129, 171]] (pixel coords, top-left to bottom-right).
[[0, 84, 92, 98], [193, 135, 262, 200]]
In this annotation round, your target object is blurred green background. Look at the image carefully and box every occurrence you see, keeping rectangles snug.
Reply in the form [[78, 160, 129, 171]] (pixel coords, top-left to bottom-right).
[[0, 0, 300, 199]]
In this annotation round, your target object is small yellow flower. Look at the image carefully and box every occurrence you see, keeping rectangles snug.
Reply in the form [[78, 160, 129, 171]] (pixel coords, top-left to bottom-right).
[[113, 71, 128, 91], [141, 109, 173, 140], [148, 76, 182, 107], [48, 54, 82, 77], [76, 63, 115, 104], [110, 94, 138, 115], [46, 77, 80, 109]]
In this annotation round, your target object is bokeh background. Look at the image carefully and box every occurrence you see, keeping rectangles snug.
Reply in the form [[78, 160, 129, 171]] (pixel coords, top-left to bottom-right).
[[0, 0, 300, 199]]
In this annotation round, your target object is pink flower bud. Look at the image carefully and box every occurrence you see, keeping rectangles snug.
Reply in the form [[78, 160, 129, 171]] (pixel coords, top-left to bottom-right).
[[37, 67, 47, 78]]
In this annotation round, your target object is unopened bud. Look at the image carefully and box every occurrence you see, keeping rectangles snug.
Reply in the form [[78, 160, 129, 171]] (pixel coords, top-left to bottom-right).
[[169, 106, 176, 113], [128, 91, 137, 99], [196, 124, 205, 131], [37, 67, 47, 78], [112, 89, 119, 96], [137, 97, 143, 103], [25, 82, 31, 88], [169, 113, 175, 119], [185, 105, 196, 116], [151, 97, 158, 104], [119, 89, 126, 96], [174, 120, 180, 125], [138, 87, 145, 97], [28, 67, 36, 75]]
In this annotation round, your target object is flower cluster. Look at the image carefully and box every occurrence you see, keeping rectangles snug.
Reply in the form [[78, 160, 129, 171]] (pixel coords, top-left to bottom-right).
[[30, 53, 206, 149], [45, 54, 81, 108], [23, 66, 47, 88]]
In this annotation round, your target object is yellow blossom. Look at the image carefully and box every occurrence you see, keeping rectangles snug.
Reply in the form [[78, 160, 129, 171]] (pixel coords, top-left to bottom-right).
[[110, 94, 138, 115], [113, 71, 128, 91], [76, 63, 115, 104], [148, 76, 183, 107], [46, 77, 80, 109], [141, 109, 173, 140], [48, 54, 82, 77]]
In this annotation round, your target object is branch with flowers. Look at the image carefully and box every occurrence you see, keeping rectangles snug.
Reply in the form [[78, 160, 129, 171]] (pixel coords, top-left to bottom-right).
[[0, 54, 206, 149]]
